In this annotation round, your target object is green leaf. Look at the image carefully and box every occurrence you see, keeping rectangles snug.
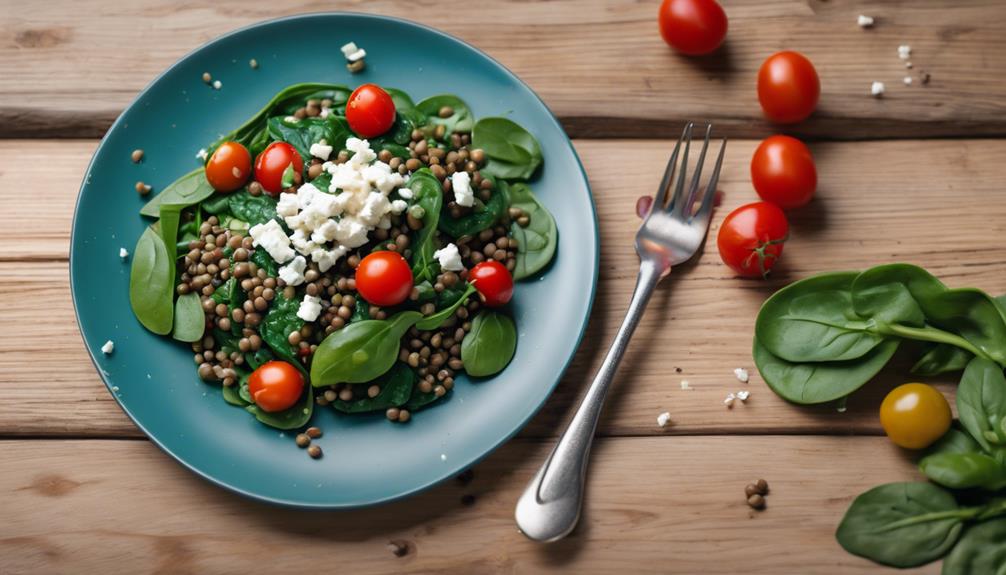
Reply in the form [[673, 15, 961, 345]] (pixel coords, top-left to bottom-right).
[[461, 311, 517, 377], [919, 452, 1006, 491], [415, 94, 474, 134], [171, 292, 205, 342], [350, 299, 370, 324], [437, 187, 507, 237], [956, 357, 1006, 453], [925, 426, 983, 458], [259, 291, 305, 371], [226, 189, 279, 227], [251, 248, 277, 277], [835, 482, 965, 568], [140, 169, 216, 218], [129, 226, 174, 335], [505, 182, 557, 280], [267, 115, 352, 162], [912, 343, 974, 376], [331, 362, 415, 413], [752, 337, 899, 404], [222, 369, 252, 407], [942, 518, 1006, 575], [405, 169, 443, 282], [416, 283, 476, 330], [245, 347, 275, 371], [245, 385, 313, 430], [311, 311, 423, 386], [472, 117, 542, 181]]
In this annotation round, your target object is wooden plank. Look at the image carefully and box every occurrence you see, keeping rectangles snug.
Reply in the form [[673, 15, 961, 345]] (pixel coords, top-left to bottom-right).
[[1, 138, 1004, 437], [1, 0, 1005, 139], [0, 436, 938, 574]]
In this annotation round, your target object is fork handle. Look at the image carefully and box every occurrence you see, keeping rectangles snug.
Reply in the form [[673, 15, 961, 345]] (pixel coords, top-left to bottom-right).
[[515, 256, 667, 542]]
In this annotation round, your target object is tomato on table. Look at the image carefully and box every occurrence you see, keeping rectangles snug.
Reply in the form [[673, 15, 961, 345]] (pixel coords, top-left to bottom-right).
[[717, 201, 789, 278], [880, 383, 952, 449], [254, 142, 303, 195], [657, 0, 728, 55], [757, 51, 820, 124], [346, 84, 396, 138], [469, 261, 514, 307], [355, 251, 414, 307], [751, 135, 817, 209], [248, 361, 305, 413], [205, 141, 251, 192]]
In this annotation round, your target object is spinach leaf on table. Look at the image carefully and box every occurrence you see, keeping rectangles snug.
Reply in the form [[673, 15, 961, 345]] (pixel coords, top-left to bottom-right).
[[171, 292, 205, 342], [955, 357, 1006, 454], [438, 187, 507, 237], [405, 169, 443, 282], [331, 362, 415, 414], [416, 283, 476, 331], [504, 182, 557, 280], [140, 168, 216, 218], [911, 343, 974, 376], [311, 311, 423, 386], [129, 226, 174, 335], [472, 117, 543, 181], [941, 517, 1006, 575], [259, 291, 305, 372], [416, 94, 474, 135], [919, 452, 1006, 491], [461, 311, 517, 377]]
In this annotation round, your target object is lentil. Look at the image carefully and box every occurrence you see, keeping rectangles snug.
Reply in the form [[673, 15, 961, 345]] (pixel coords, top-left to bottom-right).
[[307, 445, 323, 459], [131, 149, 144, 163], [295, 433, 311, 448], [306, 427, 323, 439]]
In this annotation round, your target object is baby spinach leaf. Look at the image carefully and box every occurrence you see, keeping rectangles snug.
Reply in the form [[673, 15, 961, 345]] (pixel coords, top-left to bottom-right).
[[311, 311, 423, 386], [461, 311, 517, 377], [267, 115, 352, 162], [245, 385, 313, 430], [416, 94, 474, 134], [259, 291, 305, 372], [158, 204, 183, 275], [222, 369, 252, 407], [506, 182, 557, 280], [472, 117, 542, 181], [956, 357, 1006, 453], [753, 338, 899, 404], [925, 426, 983, 458], [226, 189, 278, 227], [405, 169, 443, 282], [835, 482, 965, 568], [911, 343, 974, 376], [350, 299, 370, 324], [438, 188, 507, 237], [250, 248, 277, 277], [171, 292, 205, 342], [200, 193, 231, 215], [416, 283, 476, 331], [331, 362, 415, 413], [756, 272, 887, 363], [919, 452, 1006, 491], [245, 347, 275, 371], [140, 168, 215, 218], [404, 387, 448, 411], [129, 226, 174, 335], [941, 517, 1006, 575]]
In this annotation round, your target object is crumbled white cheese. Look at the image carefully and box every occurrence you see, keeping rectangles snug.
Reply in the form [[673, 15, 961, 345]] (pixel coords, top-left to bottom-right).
[[871, 81, 886, 97], [857, 15, 874, 28], [319, 107, 331, 119], [724, 393, 737, 407], [212, 80, 222, 90], [195, 148, 208, 161], [276, 192, 300, 218], [734, 368, 749, 383], [440, 453, 447, 461], [898, 44, 912, 60], [347, 49, 367, 62], [680, 380, 693, 390], [101, 340, 114, 355], [451, 171, 474, 207], [397, 187, 413, 200], [390, 199, 408, 214], [310, 142, 333, 161], [340, 42, 359, 58], [297, 294, 323, 322], [903, 76, 913, 85], [656, 412, 672, 427], [434, 243, 464, 272], [284, 115, 299, 123], [119, 247, 129, 260], [737, 390, 750, 402], [278, 255, 307, 287], [249, 219, 295, 263]]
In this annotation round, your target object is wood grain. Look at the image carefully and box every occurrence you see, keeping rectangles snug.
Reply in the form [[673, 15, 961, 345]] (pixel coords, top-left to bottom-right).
[[1, 138, 1004, 438], [1, 0, 1005, 139], [0, 436, 940, 574]]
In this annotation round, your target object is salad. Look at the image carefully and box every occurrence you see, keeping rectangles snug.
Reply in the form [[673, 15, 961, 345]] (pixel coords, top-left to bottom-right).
[[128, 82, 557, 434]]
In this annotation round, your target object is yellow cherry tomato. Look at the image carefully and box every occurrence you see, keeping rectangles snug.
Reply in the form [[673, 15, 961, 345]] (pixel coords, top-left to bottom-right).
[[880, 383, 952, 449]]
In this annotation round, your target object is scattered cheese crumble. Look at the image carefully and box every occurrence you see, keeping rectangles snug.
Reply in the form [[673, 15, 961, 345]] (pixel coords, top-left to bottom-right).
[[451, 171, 474, 207], [656, 412, 672, 427], [278, 255, 307, 287], [734, 368, 749, 383], [340, 42, 359, 58], [249, 219, 295, 264], [434, 243, 464, 272], [346, 49, 367, 63], [857, 15, 874, 28], [737, 390, 750, 402], [680, 380, 692, 390], [196, 148, 208, 161], [297, 294, 323, 322], [871, 81, 886, 97], [440, 453, 447, 461], [101, 340, 115, 355], [212, 80, 222, 90], [724, 393, 737, 407], [119, 247, 129, 259], [397, 187, 414, 200], [310, 142, 333, 160], [903, 76, 913, 85], [898, 45, 912, 60]]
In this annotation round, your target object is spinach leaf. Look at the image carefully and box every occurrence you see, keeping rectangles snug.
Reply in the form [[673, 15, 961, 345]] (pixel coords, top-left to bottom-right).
[[912, 343, 974, 376], [350, 299, 370, 324], [311, 311, 422, 386], [245, 347, 275, 371], [919, 452, 1006, 491], [505, 182, 557, 280], [956, 357, 1006, 453], [438, 187, 507, 237], [753, 338, 899, 404], [331, 362, 415, 413], [267, 116, 352, 162], [403, 385, 447, 411], [416, 94, 474, 134], [942, 517, 1006, 575], [472, 117, 542, 181], [222, 369, 251, 407], [756, 272, 887, 363], [461, 311, 517, 377], [259, 291, 305, 371], [129, 226, 174, 335], [245, 385, 313, 430], [416, 283, 475, 330], [227, 189, 279, 227], [405, 169, 443, 282], [925, 426, 983, 458], [171, 292, 205, 342], [140, 169, 216, 218], [251, 248, 277, 277], [835, 482, 965, 568], [200, 193, 231, 215]]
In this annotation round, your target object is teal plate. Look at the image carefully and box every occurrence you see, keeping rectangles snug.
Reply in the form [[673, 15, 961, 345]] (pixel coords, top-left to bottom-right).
[[70, 13, 598, 508]]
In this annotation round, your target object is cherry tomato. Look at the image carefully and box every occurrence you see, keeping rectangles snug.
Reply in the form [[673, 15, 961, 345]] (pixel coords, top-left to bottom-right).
[[658, 0, 728, 55], [717, 201, 789, 278], [469, 261, 514, 307], [254, 142, 303, 195], [247, 361, 304, 413], [205, 141, 251, 192], [751, 135, 817, 209], [345, 84, 396, 138], [355, 251, 413, 307], [757, 51, 820, 124], [880, 383, 952, 449]]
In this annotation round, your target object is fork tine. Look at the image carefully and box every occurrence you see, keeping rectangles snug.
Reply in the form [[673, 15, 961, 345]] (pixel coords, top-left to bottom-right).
[[652, 123, 691, 211], [666, 123, 693, 212], [693, 138, 727, 224], [675, 124, 712, 217]]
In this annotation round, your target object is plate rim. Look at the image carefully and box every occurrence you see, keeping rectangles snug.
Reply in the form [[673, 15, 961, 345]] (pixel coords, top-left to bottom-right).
[[69, 11, 600, 509]]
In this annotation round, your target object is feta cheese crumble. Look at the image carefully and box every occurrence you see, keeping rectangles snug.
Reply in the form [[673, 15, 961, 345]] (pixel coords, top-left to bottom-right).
[[434, 243, 464, 272], [119, 247, 129, 260], [737, 390, 750, 402], [310, 142, 333, 160], [297, 294, 323, 322], [212, 80, 222, 90], [278, 255, 307, 287], [898, 44, 912, 60], [724, 393, 737, 407], [656, 412, 672, 428], [857, 15, 874, 28], [397, 187, 413, 200], [680, 380, 693, 390], [734, 368, 749, 383], [451, 171, 474, 207], [195, 148, 208, 161], [871, 81, 886, 97], [249, 219, 295, 264], [340, 42, 359, 58], [903, 76, 913, 86], [101, 340, 115, 355], [346, 49, 367, 63]]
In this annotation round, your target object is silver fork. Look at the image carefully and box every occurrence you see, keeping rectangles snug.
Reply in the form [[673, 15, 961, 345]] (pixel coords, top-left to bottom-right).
[[515, 123, 726, 542]]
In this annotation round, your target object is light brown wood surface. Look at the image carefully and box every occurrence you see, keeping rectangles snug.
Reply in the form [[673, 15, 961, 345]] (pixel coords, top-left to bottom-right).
[[2, 0, 1005, 139]]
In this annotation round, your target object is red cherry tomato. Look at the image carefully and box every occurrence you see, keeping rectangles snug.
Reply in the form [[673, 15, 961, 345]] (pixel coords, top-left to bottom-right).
[[717, 201, 789, 278], [469, 261, 514, 307], [757, 51, 820, 124], [751, 135, 817, 209], [247, 361, 304, 413], [254, 142, 303, 195], [205, 141, 251, 192], [658, 0, 728, 55], [345, 84, 396, 138], [355, 251, 414, 307]]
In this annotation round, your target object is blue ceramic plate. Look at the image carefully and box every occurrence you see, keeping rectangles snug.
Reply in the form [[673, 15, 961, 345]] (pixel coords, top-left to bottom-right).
[[71, 13, 597, 508]]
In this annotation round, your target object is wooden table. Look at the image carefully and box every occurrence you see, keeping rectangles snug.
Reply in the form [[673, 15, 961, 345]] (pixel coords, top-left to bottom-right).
[[2, 1, 1004, 573]]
